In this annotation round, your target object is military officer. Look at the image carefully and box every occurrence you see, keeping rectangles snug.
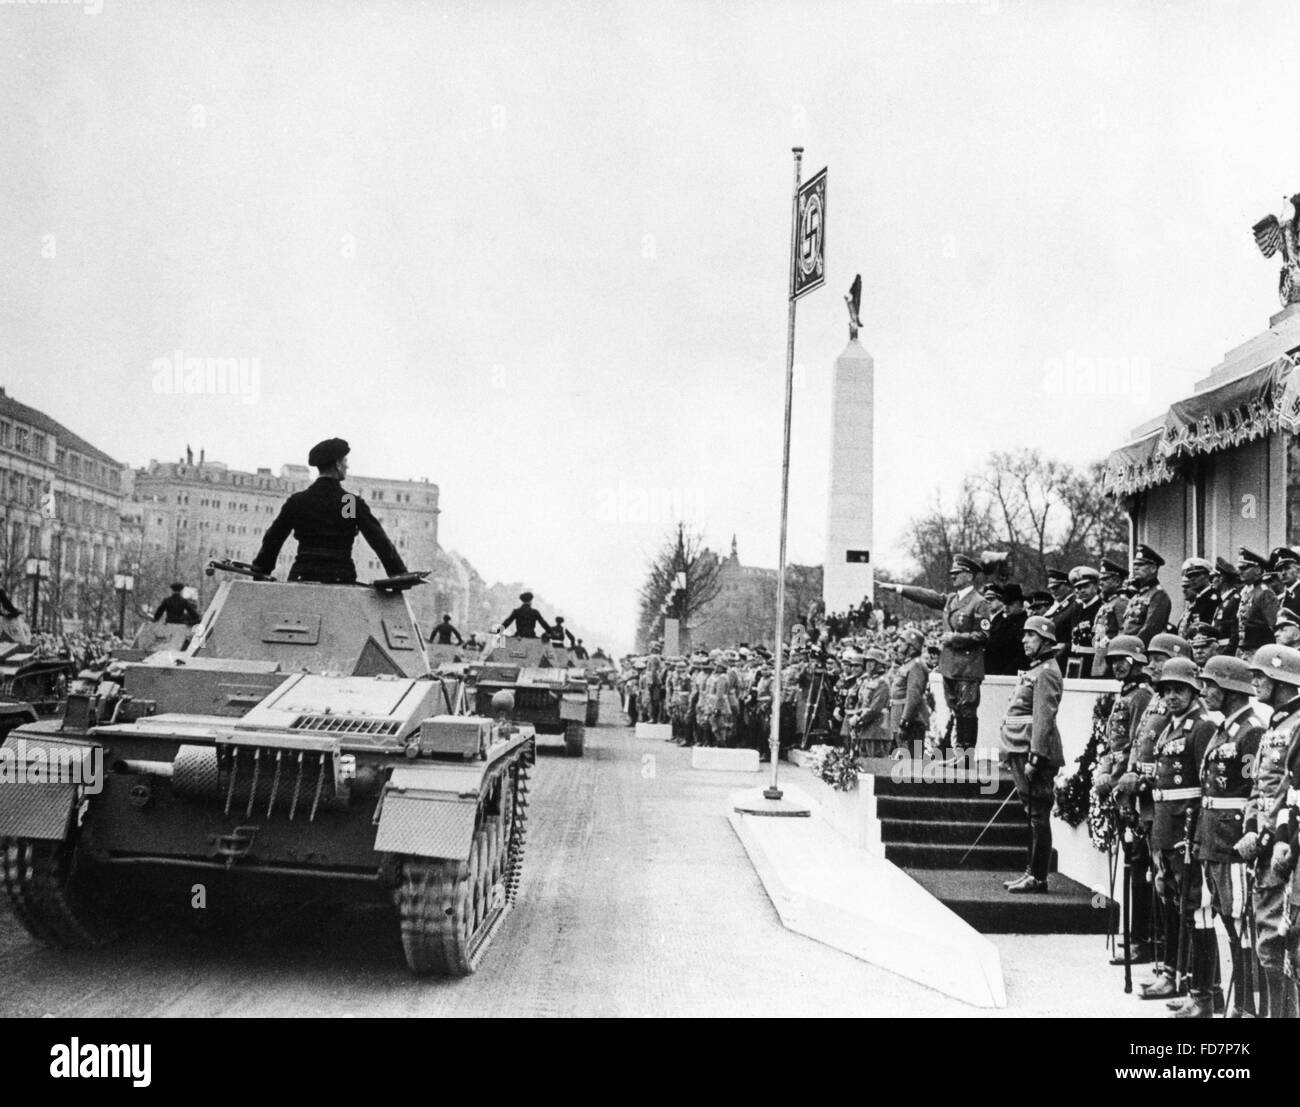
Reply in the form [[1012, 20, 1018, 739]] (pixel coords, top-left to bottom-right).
[[1235, 548, 1279, 659], [1278, 547, 1300, 621], [983, 582, 1028, 676], [1045, 569, 1081, 675], [1094, 635, 1155, 966], [1026, 590, 1052, 618], [1182, 656, 1263, 1018], [882, 553, 991, 752], [667, 659, 694, 744], [1121, 545, 1173, 647], [1211, 557, 1242, 657], [997, 615, 1065, 894], [153, 582, 200, 626], [1237, 643, 1300, 1017], [1067, 566, 1102, 678], [1114, 633, 1193, 967], [1092, 559, 1130, 678], [1276, 609, 1300, 647], [1134, 657, 1216, 1002], [890, 627, 930, 759], [545, 616, 577, 650], [251, 438, 408, 584], [500, 591, 553, 640], [704, 657, 739, 748], [1188, 623, 1218, 666], [833, 649, 864, 747], [1175, 557, 1219, 641]]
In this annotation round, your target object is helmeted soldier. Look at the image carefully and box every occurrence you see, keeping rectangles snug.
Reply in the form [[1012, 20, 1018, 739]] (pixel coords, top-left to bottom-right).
[[1114, 632, 1193, 966], [1210, 557, 1242, 656], [1180, 656, 1264, 1018], [500, 591, 552, 640], [1134, 657, 1216, 1002], [1121, 545, 1173, 647], [1067, 566, 1102, 678], [849, 647, 891, 758], [889, 627, 930, 759], [1094, 635, 1155, 966], [1092, 559, 1129, 678], [1235, 548, 1279, 659], [882, 553, 991, 752], [997, 615, 1065, 894], [834, 649, 865, 747], [1235, 643, 1300, 1017], [251, 438, 408, 584], [1175, 557, 1220, 641], [703, 657, 739, 748]]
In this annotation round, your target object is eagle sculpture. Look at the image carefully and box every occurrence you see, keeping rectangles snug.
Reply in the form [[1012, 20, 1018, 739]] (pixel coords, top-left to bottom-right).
[[1253, 194, 1300, 306], [844, 274, 862, 340]]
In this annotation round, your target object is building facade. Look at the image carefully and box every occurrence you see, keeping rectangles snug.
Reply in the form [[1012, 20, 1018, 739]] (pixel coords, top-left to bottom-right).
[[689, 538, 822, 651], [1103, 303, 1300, 627], [129, 453, 443, 627], [0, 388, 129, 630]]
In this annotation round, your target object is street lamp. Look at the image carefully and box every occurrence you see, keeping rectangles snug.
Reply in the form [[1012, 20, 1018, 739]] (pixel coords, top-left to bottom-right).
[[113, 573, 134, 639], [25, 557, 49, 633]]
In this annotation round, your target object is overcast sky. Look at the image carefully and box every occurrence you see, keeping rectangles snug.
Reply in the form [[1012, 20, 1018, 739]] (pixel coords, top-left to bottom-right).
[[3, 0, 1298, 654]]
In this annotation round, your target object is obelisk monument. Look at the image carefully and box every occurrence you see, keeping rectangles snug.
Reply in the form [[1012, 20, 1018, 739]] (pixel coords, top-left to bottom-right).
[[823, 274, 874, 615]]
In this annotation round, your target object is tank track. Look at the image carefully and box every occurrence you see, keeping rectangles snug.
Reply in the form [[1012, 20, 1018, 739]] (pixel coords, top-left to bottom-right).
[[564, 720, 585, 758], [396, 749, 531, 974], [1, 836, 118, 949]]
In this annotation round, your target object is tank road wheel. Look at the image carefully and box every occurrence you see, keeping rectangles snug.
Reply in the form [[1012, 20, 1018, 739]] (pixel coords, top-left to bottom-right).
[[564, 721, 585, 758], [1, 837, 119, 949], [394, 752, 529, 975], [585, 698, 600, 728]]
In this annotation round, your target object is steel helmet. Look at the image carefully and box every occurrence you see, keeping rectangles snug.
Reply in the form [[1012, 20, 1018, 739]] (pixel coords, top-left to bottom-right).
[[490, 690, 516, 714], [1105, 635, 1148, 664], [899, 628, 925, 650], [1198, 655, 1255, 696], [1248, 643, 1300, 687], [1154, 657, 1202, 692], [1023, 615, 1056, 642], [865, 647, 889, 666], [1148, 633, 1192, 660]]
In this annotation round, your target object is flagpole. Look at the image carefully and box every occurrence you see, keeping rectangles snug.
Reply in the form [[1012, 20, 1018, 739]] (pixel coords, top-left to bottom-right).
[[766, 145, 803, 800]]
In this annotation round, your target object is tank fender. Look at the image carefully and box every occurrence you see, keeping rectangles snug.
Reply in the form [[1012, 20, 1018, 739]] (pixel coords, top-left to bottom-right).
[[373, 765, 482, 861], [0, 734, 96, 840], [559, 692, 587, 722]]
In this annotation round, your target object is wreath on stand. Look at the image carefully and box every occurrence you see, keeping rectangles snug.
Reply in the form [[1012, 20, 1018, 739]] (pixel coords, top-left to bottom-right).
[[1053, 692, 1114, 838], [806, 744, 860, 792]]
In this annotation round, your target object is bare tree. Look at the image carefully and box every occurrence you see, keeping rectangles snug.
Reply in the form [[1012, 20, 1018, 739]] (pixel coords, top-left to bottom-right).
[[636, 523, 723, 653]]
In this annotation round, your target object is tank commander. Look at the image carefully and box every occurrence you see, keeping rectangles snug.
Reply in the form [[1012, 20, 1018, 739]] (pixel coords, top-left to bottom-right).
[[546, 616, 577, 649], [572, 638, 590, 660], [499, 591, 552, 639], [429, 614, 464, 646], [251, 437, 407, 584], [154, 582, 200, 626]]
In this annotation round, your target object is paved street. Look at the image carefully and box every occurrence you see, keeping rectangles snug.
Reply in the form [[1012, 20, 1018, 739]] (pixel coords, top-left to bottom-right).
[[0, 691, 1163, 1018]]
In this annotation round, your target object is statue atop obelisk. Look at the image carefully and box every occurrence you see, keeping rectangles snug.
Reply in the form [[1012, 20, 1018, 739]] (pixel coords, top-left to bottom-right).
[[823, 273, 875, 616]]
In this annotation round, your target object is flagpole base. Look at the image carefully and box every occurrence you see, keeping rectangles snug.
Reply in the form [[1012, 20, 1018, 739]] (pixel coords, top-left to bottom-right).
[[733, 786, 811, 817]]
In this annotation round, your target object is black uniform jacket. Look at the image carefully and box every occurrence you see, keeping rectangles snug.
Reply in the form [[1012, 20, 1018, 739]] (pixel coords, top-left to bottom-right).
[[252, 476, 407, 584]]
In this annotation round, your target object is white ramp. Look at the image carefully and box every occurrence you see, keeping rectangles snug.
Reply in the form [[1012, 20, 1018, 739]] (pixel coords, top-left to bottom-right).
[[635, 723, 672, 740], [731, 789, 1006, 1009], [693, 747, 760, 772]]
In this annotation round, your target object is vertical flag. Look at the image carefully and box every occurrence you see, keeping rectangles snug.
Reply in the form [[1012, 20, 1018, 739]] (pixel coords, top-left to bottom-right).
[[791, 167, 827, 300]]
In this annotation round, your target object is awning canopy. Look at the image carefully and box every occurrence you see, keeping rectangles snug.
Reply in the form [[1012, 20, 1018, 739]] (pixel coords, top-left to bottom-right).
[[1103, 354, 1300, 496]]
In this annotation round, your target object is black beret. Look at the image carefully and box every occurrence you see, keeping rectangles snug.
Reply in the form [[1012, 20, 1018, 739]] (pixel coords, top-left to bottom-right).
[[1133, 544, 1164, 567], [519, 591, 534, 602], [170, 582, 185, 591], [307, 437, 350, 468]]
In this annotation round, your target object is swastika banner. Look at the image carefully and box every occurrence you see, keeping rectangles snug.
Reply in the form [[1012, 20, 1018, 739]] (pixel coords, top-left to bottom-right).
[[791, 167, 827, 300]]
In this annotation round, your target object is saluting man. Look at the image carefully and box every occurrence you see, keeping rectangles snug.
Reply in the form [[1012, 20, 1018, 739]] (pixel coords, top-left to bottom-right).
[[997, 614, 1065, 894], [1175, 558, 1219, 641], [252, 438, 408, 584], [1235, 548, 1279, 659], [1121, 545, 1173, 647], [882, 553, 992, 752]]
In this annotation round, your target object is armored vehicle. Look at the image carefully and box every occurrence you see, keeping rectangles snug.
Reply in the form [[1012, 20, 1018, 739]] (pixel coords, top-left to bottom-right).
[[454, 636, 597, 756], [0, 562, 534, 975]]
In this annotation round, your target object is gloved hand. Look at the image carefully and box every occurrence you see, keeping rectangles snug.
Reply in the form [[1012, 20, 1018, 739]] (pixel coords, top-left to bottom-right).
[[1235, 831, 1260, 862], [1094, 773, 1114, 799], [1116, 772, 1140, 796], [1272, 840, 1293, 879]]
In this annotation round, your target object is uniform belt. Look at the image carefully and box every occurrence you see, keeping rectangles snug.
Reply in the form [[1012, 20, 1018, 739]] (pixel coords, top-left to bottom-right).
[[1073, 646, 1096, 655], [1153, 787, 1200, 802], [296, 545, 352, 562], [1201, 796, 1247, 810]]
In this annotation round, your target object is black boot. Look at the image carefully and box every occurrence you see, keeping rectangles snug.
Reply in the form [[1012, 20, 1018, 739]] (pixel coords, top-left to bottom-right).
[[1172, 931, 1216, 1018], [1232, 946, 1258, 1017]]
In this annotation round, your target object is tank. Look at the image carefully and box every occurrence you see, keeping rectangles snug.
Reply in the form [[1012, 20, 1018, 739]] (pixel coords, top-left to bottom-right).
[[448, 635, 597, 755], [0, 563, 535, 976], [0, 643, 73, 736]]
